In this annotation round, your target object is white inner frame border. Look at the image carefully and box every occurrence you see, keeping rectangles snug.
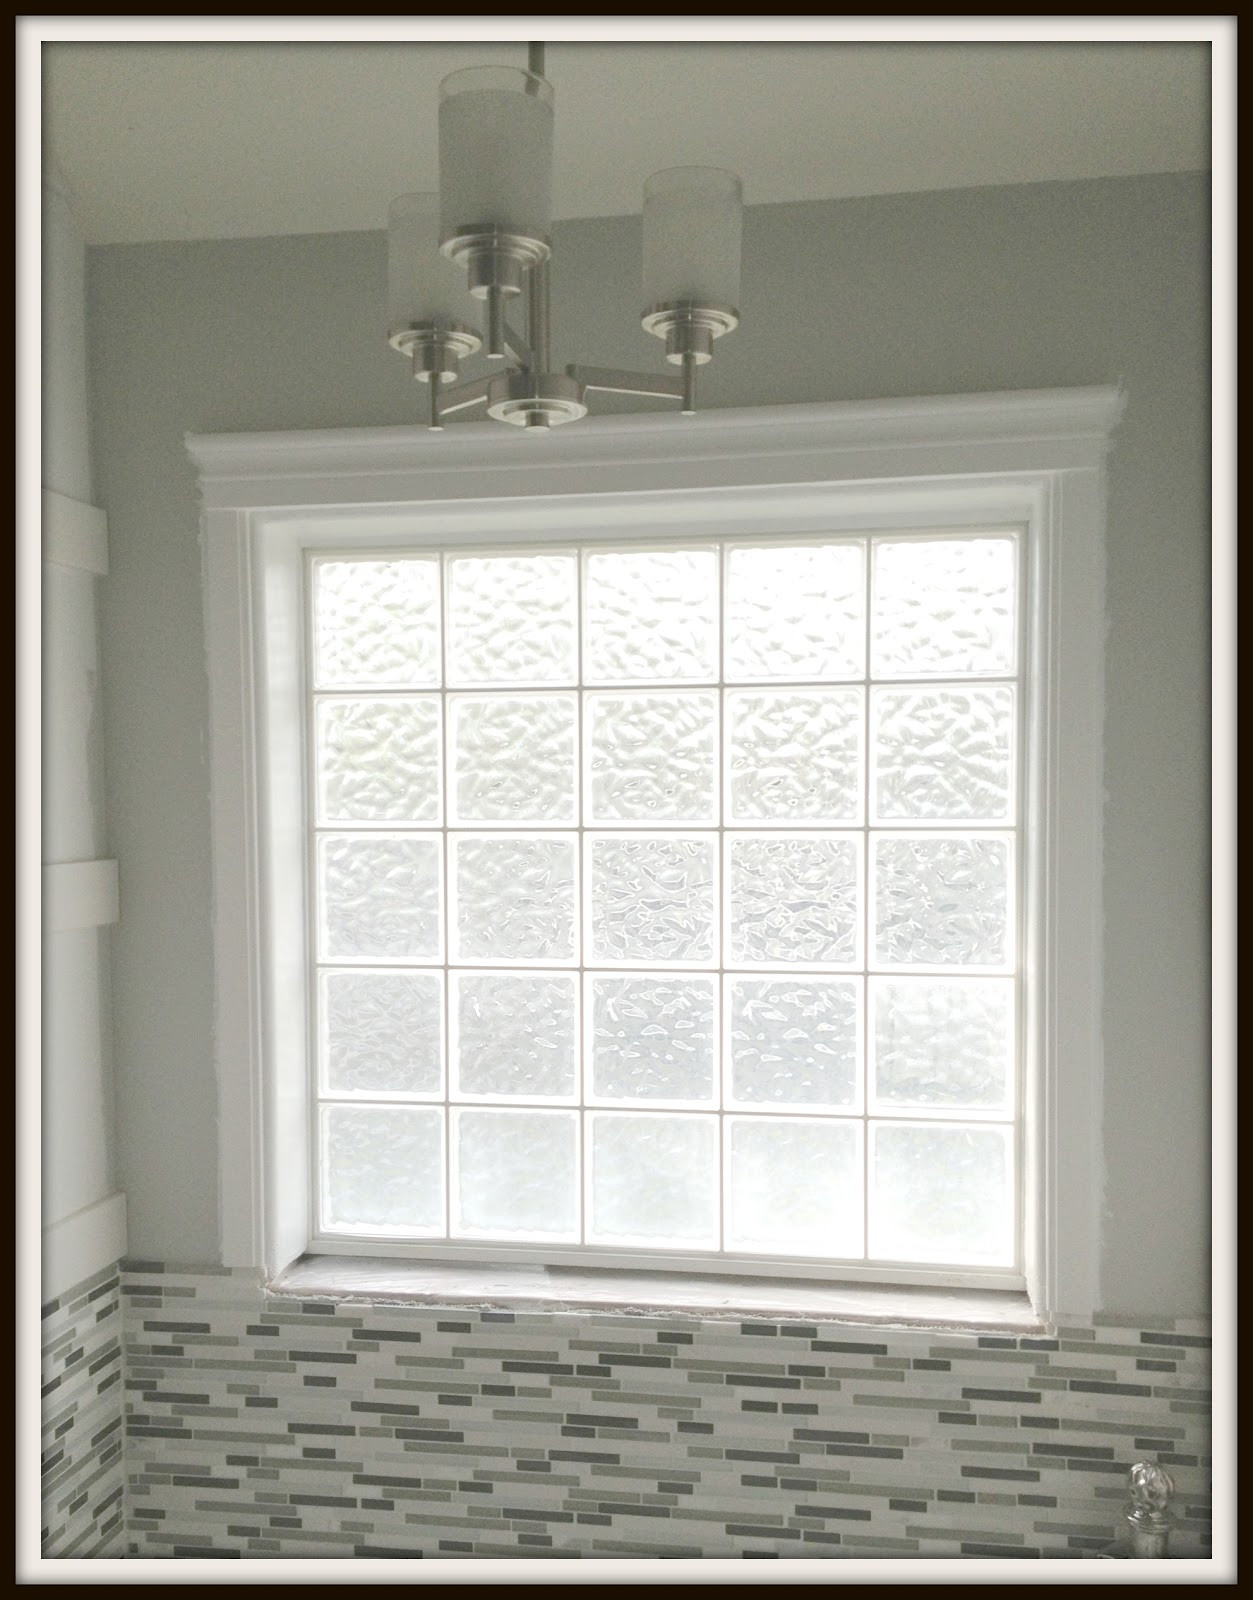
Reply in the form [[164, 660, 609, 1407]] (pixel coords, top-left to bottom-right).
[[192, 387, 1123, 1322]]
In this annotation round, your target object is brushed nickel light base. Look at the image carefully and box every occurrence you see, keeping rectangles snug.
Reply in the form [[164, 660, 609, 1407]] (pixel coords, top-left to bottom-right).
[[388, 323, 482, 383], [641, 301, 740, 363], [440, 226, 551, 360], [486, 371, 588, 428]]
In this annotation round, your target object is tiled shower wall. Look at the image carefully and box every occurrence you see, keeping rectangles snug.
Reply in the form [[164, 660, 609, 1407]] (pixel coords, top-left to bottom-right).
[[119, 1264, 1211, 1560], [41, 1262, 126, 1555]]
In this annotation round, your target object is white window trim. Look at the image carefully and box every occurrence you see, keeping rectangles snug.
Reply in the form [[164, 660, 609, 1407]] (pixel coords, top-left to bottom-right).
[[191, 387, 1123, 1323]]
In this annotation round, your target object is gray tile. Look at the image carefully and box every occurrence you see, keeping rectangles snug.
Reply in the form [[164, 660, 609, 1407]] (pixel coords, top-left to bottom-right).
[[114, 1263, 1212, 1562]]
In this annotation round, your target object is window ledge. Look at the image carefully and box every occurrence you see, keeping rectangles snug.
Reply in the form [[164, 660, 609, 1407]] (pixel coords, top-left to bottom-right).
[[270, 1254, 1044, 1334]]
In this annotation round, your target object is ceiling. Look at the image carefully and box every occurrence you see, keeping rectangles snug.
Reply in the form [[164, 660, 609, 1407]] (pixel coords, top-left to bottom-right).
[[42, 40, 1210, 247]]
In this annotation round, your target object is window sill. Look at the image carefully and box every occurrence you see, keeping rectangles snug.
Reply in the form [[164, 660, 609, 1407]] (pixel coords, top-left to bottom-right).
[[270, 1254, 1044, 1333]]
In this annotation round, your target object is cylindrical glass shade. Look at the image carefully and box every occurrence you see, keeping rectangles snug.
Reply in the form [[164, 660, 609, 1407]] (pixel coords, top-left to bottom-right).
[[387, 192, 480, 331], [642, 166, 742, 310], [438, 67, 554, 244]]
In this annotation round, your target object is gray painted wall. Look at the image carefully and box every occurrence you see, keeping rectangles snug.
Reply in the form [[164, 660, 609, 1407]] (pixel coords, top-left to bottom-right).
[[43, 169, 117, 1227], [86, 172, 1210, 1315]]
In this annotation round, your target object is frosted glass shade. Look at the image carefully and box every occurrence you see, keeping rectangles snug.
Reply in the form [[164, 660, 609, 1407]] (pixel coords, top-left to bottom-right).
[[642, 166, 742, 310], [438, 67, 554, 243], [387, 193, 480, 332]]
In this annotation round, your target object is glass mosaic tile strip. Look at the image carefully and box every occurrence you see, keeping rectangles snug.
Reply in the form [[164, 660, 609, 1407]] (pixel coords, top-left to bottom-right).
[[119, 1266, 1212, 1561], [41, 1262, 127, 1557]]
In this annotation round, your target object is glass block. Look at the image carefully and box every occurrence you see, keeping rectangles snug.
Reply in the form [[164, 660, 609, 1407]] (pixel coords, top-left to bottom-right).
[[587, 692, 717, 824], [871, 537, 1016, 678], [588, 1113, 718, 1246], [319, 833, 442, 961], [313, 558, 440, 688], [870, 1121, 1014, 1265], [451, 834, 577, 963], [726, 689, 862, 823], [315, 696, 441, 824], [322, 970, 443, 1096], [727, 834, 859, 966], [583, 547, 718, 683], [873, 835, 1011, 968], [446, 553, 577, 685], [453, 972, 578, 1100], [452, 1109, 578, 1239], [872, 978, 1013, 1110], [450, 694, 577, 824], [589, 975, 717, 1104], [728, 977, 859, 1108], [873, 687, 1014, 822], [587, 835, 716, 965], [321, 1104, 444, 1235], [725, 542, 864, 681], [726, 1118, 863, 1257]]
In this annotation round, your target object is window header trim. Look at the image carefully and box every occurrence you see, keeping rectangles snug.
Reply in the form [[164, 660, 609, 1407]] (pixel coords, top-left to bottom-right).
[[187, 388, 1125, 513]]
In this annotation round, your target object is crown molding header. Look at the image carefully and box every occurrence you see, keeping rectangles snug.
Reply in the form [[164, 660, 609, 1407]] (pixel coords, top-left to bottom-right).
[[187, 387, 1126, 512]]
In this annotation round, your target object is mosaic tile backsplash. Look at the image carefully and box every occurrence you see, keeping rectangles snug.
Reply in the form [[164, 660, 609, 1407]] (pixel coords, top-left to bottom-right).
[[41, 1262, 126, 1556], [119, 1264, 1212, 1559]]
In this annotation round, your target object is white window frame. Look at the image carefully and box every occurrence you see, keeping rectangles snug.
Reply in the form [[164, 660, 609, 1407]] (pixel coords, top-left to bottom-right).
[[192, 387, 1122, 1322]]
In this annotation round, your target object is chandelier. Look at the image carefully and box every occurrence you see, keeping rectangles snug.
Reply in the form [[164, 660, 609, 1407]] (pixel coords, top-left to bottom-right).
[[387, 43, 743, 431]]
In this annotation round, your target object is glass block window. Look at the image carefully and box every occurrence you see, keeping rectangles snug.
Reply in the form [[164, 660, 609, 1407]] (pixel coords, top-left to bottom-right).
[[309, 533, 1021, 1276]]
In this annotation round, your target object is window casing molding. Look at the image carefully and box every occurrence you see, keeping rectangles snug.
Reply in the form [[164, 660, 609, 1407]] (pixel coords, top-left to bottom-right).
[[192, 388, 1123, 1322]]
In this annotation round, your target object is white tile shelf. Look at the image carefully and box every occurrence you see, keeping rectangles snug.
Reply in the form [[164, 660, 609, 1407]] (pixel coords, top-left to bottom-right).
[[271, 1252, 1044, 1330]]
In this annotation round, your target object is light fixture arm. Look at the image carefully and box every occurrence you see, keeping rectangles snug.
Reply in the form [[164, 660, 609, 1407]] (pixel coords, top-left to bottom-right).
[[437, 375, 494, 414], [566, 364, 688, 406], [426, 372, 493, 431], [499, 317, 533, 369]]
